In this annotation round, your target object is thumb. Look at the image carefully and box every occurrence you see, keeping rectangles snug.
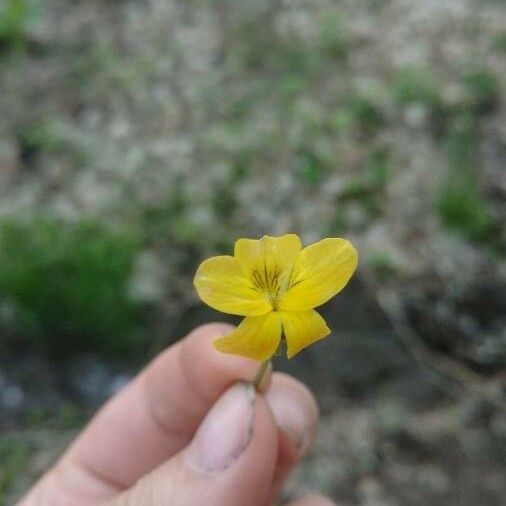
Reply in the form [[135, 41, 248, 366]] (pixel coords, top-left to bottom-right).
[[105, 382, 279, 506]]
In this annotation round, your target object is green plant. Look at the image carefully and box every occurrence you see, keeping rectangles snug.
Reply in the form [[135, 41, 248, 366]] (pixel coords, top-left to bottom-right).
[[0, 218, 143, 359], [212, 185, 238, 221], [438, 178, 491, 240], [492, 33, 506, 52], [319, 8, 348, 59], [392, 67, 442, 110], [295, 147, 331, 185], [460, 69, 499, 112], [0, 437, 30, 503], [367, 251, 395, 280], [0, 0, 37, 52], [279, 74, 308, 102], [17, 121, 60, 154], [368, 145, 391, 188], [138, 184, 187, 241], [348, 93, 383, 130], [336, 147, 390, 221], [227, 13, 276, 73], [437, 115, 492, 241], [330, 92, 384, 135], [340, 179, 380, 219], [16, 120, 88, 168]]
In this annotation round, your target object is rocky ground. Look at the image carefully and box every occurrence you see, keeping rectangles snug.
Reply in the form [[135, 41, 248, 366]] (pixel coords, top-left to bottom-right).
[[0, 0, 505, 504]]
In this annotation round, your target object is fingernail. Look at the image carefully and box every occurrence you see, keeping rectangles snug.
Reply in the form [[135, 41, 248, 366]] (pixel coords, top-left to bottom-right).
[[265, 380, 318, 456], [185, 382, 255, 473]]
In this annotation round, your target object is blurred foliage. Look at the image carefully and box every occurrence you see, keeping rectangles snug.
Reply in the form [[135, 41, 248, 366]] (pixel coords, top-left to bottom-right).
[[20, 402, 85, 430], [460, 69, 500, 113], [65, 41, 148, 97], [392, 67, 443, 110], [492, 32, 506, 52], [367, 250, 395, 282], [296, 148, 331, 185], [16, 120, 88, 169], [438, 181, 491, 241], [0, 437, 30, 503], [17, 121, 61, 157], [318, 8, 348, 60], [0, 0, 37, 53], [437, 116, 493, 242], [347, 93, 384, 131], [0, 218, 144, 359], [436, 69, 499, 243], [336, 146, 391, 227]]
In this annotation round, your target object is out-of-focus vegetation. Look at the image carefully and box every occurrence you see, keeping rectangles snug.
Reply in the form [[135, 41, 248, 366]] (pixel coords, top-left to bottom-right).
[[0, 0, 505, 504], [0, 0, 37, 52], [0, 218, 142, 359], [0, 436, 30, 500]]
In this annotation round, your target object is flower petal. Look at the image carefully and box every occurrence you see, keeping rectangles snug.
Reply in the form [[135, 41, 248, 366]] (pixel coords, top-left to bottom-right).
[[279, 238, 358, 311], [213, 312, 282, 361], [194, 255, 272, 316], [234, 234, 302, 292], [280, 310, 331, 358]]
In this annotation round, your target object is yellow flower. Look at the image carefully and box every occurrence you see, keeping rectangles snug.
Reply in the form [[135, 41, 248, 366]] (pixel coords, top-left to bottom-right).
[[193, 234, 358, 361]]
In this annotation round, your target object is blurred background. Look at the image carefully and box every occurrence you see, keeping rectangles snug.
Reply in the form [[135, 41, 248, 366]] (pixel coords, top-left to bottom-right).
[[0, 0, 505, 504]]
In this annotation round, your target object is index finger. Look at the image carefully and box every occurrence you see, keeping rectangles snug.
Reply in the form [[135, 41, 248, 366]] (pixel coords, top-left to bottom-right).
[[23, 323, 264, 504]]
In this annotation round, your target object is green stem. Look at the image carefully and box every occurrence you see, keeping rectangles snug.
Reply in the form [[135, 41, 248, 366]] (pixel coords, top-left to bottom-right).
[[251, 360, 270, 390]]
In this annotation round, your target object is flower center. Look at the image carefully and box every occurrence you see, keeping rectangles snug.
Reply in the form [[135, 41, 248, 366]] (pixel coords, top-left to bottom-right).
[[250, 262, 290, 309]]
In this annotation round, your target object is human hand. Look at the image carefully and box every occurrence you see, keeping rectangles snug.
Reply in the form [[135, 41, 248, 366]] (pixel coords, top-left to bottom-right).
[[19, 323, 335, 506]]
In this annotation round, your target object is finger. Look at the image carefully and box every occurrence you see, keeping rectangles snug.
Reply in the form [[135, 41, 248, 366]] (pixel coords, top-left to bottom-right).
[[287, 495, 337, 506], [20, 323, 269, 505], [106, 382, 279, 506], [264, 373, 319, 504]]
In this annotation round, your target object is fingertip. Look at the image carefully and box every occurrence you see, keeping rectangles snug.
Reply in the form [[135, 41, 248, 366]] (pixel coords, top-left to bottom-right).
[[263, 373, 320, 504], [110, 384, 280, 506], [187, 321, 236, 340], [180, 322, 266, 401], [274, 372, 320, 419], [147, 322, 236, 375], [265, 372, 319, 457], [182, 321, 237, 364], [144, 321, 263, 432]]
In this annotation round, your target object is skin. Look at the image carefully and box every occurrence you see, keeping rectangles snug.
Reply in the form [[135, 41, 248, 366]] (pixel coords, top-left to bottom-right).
[[19, 323, 336, 506]]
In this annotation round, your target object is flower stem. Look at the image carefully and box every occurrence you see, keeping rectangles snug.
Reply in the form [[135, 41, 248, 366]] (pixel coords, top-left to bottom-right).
[[251, 360, 270, 391]]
